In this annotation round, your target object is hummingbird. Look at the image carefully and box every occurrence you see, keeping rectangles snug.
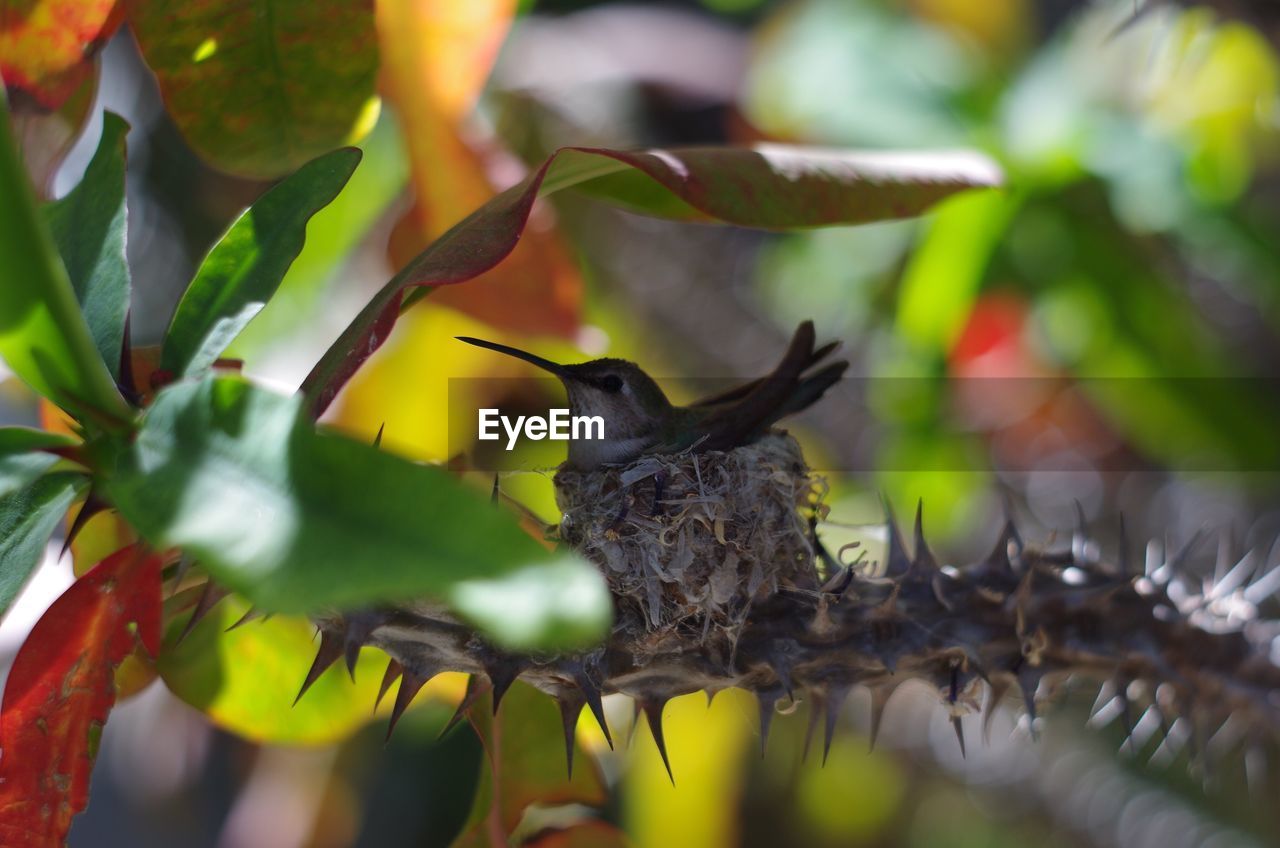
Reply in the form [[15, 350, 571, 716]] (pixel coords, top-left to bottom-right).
[[457, 321, 847, 471]]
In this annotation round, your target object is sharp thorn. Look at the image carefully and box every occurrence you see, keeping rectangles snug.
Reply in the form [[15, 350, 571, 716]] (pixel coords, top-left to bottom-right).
[[772, 660, 794, 701], [225, 605, 264, 631], [439, 675, 491, 740], [344, 640, 362, 680], [758, 691, 780, 758], [491, 474, 500, 506], [61, 492, 105, 560], [881, 497, 910, 578], [372, 422, 385, 448], [802, 695, 822, 764], [952, 715, 967, 758], [176, 580, 230, 645], [386, 670, 433, 741], [294, 629, 344, 706], [340, 615, 377, 681], [642, 699, 674, 784], [171, 554, 195, 588], [557, 693, 586, 779], [487, 662, 520, 715], [981, 520, 1020, 580], [375, 659, 403, 711], [823, 685, 850, 766], [913, 500, 936, 570], [575, 670, 613, 749], [626, 699, 642, 749]]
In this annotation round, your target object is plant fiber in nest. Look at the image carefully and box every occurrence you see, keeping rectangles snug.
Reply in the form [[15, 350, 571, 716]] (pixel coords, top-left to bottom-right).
[[553, 433, 824, 645]]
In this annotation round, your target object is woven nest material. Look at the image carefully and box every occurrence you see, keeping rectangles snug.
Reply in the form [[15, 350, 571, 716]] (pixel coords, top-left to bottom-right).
[[553, 432, 825, 640]]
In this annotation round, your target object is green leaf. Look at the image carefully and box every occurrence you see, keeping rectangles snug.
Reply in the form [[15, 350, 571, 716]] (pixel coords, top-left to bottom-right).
[[158, 595, 386, 744], [0, 95, 135, 429], [127, 0, 380, 179], [0, 427, 77, 500], [160, 147, 362, 378], [102, 375, 611, 649], [0, 472, 85, 617], [896, 189, 1019, 352], [300, 144, 1003, 418], [43, 112, 132, 382]]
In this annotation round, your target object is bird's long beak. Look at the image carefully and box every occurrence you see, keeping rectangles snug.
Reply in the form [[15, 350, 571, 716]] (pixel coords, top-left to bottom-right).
[[455, 336, 572, 379]]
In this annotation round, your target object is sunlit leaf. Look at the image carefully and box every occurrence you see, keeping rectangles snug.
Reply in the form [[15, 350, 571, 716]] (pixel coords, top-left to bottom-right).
[[0, 95, 135, 429], [0, 545, 162, 846], [126, 0, 380, 178], [450, 682, 608, 847], [897, 189, 1018, 352], [0, 472, 85, 617], [302, 144, 1002, 418], [624, 689, 754, 848], [0, 0, 121, 107], [102, 375, 611, 648], [160, 147, 361, 378], [43, 112, 131, 381], [158, 595, 387, 745], [377, 0, 581, 337]]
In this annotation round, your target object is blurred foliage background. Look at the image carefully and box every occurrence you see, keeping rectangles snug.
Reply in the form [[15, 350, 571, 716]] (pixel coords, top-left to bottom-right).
[[3, 0, 1280, 845]]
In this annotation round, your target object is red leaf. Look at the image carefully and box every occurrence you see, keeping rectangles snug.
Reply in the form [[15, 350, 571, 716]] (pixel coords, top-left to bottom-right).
[[0, 544, 162, 846]]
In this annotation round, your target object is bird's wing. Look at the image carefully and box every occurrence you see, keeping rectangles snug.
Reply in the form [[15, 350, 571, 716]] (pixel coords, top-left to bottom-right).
[[696, 321, 832, 451], [687, 340, 842, 408]]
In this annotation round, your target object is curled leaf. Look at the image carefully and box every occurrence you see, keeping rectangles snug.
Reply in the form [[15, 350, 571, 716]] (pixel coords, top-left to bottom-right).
[[301, 144, 1002, 418]]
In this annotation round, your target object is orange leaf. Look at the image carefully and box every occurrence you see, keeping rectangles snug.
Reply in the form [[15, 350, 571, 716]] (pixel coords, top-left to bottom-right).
[[0, 0, 122, 107], [376, 0, 583, 337], [0, 544, 162, 846], [450, 682, 608, 847]]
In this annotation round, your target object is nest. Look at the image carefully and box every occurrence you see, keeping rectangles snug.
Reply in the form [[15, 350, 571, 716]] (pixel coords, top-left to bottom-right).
[[553, 433, 825, 642]]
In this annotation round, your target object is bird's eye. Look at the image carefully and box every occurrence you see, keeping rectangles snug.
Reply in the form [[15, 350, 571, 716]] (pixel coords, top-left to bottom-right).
[[601, 374, 624, 393]]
